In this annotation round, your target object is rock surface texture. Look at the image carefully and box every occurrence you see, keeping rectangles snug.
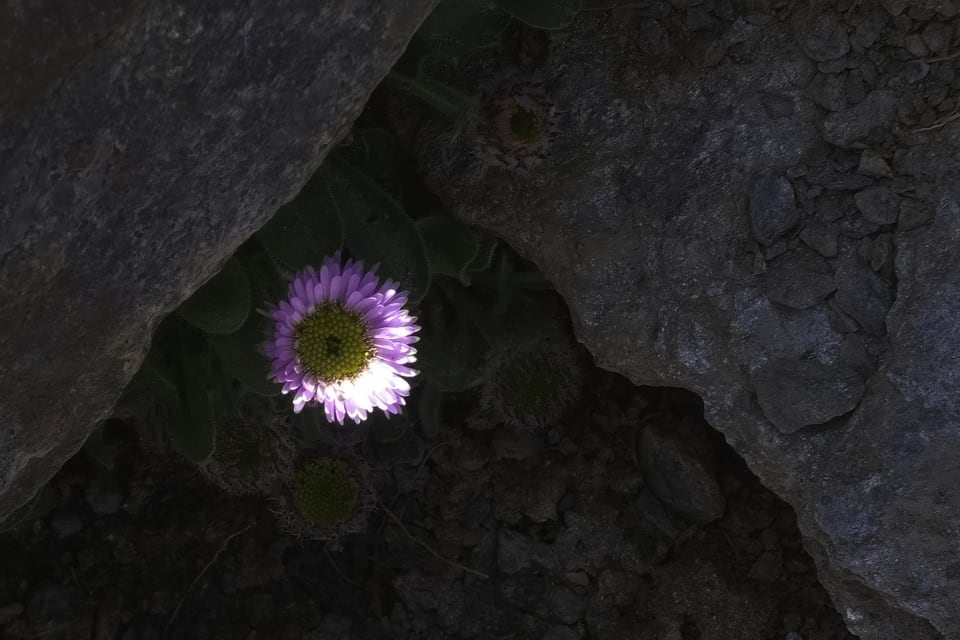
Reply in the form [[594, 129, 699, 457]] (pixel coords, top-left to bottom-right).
[[414, 4, 960, 639], [0, 0, 435, 519]]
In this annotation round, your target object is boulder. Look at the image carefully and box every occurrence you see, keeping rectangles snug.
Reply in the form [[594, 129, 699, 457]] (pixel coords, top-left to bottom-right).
[[412, 10, 960, 640], [0, 0, 435, 518]]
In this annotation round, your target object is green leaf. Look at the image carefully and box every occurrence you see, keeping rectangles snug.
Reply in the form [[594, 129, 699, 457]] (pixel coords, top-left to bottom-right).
[[336, 128, 405, 192], [178, 257, 251, 335], [113, 341, 183, 448], [466, 235, 499, 273], [169, 351, 217, 463], [256, 175, 344, 269], [385, 70, 480, 120], [236, 239, 286, 305], [210, 314, 278, 396], [417, 215, 481, 283], [494, 0, 581, 29], [418, 0, 511, 59], [320, 156, 432, 303], [417, 310, 489, 391], [435, 276, 501, 343]]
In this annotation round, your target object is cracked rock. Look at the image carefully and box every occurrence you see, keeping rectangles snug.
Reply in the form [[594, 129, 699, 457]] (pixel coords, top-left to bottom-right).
[[750, 174, 799, 245], [800, 222, 839, 257], [792, 7, 850, 61], [834, 256, 895, 335], [857, 150, 894, 178], [822, 90, 897, 146], [752, 359, 865, 433], [898, 198, 934, 231], [763, 246, 836, 309]]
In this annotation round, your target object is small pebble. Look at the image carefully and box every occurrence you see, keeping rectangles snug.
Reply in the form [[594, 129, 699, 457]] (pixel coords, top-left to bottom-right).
[[855, 187, 900, 224], [750, 174, 799, 245], [822, 90, 897, 146], [793, 8, 850, 61], [922, 21, 953, 56], [834, 256, 894, 335], [764, 247, 836, 309], [904, 33, 930, 58], [752, 359, 865, 433], [857, 150, 893, 178], [871, 233, 894, 274], [800, 223, 839, 257]]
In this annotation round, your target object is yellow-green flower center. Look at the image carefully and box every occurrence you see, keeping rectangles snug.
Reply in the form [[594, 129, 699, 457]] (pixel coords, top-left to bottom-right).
[[292, 458, 360, 528], [509, 106, 543, 144], [294, 303, 373, 382]]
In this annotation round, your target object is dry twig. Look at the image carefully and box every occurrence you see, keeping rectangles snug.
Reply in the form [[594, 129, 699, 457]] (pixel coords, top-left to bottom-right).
[[926, 51, 960, 63], [910, 103, 960, 133], [378, 500, 489, 580], [164, 523, 254, 638]]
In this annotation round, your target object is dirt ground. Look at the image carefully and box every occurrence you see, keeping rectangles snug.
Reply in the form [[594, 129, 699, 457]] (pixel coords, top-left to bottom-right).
[[0, 365, 856, 640]]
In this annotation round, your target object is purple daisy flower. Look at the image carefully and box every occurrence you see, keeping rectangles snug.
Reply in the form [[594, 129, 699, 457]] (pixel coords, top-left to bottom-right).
[[264, 253, 420, 424]]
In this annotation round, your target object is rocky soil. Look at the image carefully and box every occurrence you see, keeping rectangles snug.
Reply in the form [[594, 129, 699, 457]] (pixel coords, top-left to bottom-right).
[[0, 366, 855, 640]]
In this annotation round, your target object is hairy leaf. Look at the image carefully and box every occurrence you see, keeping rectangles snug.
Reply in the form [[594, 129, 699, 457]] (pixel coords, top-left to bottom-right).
[[386, 70, 479, 120], [178, 257, 251, 335], [320, 156, 431, 303], [494, 0, 581, 29], [210, 314, 278, 396], [256, 176, 344, 269], [418, 215, 481, 284], [169, 350, 217, 464]]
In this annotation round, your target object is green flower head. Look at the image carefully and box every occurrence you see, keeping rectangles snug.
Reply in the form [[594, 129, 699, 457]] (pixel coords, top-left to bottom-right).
[[291, 458, 361, 530], [217, 420, 276, 480], [203, 412, 293, 497], [482, 335, 583, 430]]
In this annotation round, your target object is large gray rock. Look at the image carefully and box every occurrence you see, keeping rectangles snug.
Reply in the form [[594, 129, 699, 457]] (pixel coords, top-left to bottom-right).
[[0, 0, 435, 519], [411, 9, 960, 640]]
